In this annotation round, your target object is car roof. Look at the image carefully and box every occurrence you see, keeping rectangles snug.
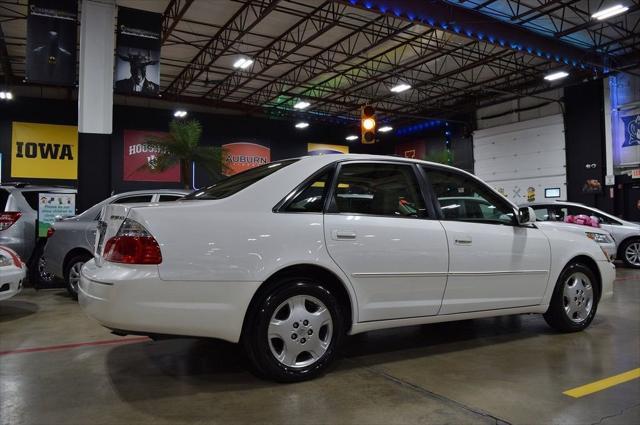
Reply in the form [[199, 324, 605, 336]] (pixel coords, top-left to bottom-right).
[[112, 189, 191, 196], [0, 185, 76, 193]]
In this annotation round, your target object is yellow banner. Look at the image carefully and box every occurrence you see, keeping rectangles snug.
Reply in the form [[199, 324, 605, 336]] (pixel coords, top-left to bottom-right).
[[11, 122, 78, 180], [307, 143, 349, 155]]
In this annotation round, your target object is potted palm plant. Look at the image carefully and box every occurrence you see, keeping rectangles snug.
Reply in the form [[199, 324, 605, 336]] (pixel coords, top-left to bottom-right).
[[143, 119, 227, 189]]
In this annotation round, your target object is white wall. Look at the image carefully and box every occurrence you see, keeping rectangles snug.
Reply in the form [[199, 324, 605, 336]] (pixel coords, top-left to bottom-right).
[[474, 114, 567, 204]]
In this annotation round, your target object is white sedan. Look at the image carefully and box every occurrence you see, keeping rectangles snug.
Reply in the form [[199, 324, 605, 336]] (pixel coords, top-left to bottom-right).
[[0, 246, 26, 301], [79, 155, 615, 382]]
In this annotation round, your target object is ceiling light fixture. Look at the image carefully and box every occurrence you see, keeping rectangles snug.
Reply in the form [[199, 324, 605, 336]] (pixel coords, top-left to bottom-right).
[[378, 126, 393, 132], [390, 83, 411, 93], [544, 71, 569, 81], [233, 57, 254, 69], [0, 90, 13, 100], [592, 4, 629, 20], [295, 122, 309, 129], [345, 135, 358, 141], [173, 109, 188, 118], [293, 100, 310, 109]]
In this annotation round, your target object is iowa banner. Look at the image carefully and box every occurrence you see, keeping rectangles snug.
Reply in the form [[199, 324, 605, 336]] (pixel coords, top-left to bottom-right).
[[222, 142, 271, 176], [11, 122, 78, 179], [26, 0, 77, 85], [123, 130, 180, 182], [115, 7, 162, 96]]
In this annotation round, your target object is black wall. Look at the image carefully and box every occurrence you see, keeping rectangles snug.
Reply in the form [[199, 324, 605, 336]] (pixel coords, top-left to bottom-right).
[[564, 80, 613, 213]]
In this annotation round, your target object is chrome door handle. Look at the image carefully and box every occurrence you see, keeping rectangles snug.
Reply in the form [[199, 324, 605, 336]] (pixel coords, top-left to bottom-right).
[[332, 230, 357, 240]]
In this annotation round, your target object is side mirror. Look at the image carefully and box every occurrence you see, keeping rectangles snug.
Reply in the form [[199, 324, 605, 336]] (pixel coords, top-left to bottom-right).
[[518, 206, 537, 225]]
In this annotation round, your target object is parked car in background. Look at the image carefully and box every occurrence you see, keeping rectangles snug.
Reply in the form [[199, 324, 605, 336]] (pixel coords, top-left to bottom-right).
[[0, 246, 26, 301], [0, 184, 76, 285], [79, 155, 614, 382], [443, 197, 616, 261], [44, 189, 189, 298], [524, 201, 640, 268]]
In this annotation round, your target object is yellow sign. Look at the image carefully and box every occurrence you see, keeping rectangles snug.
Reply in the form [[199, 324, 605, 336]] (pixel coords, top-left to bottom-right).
[[307, 143, 349, 155], [11, 122, 78, 180]]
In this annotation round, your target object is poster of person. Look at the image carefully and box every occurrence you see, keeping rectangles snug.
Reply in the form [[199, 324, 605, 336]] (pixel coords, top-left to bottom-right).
[[38, 193, 75, 237], [114, 7, 162, 96], [582, 179, 602, 194], [122, 130, 180, 182], [222, 142, 271, 176], [25, 0, 77, 85]]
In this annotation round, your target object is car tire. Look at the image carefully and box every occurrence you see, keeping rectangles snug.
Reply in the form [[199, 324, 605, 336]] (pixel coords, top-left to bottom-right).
[[619, 238, 640, 269], [242, 279, 345, 383], [28, 243, 56, 288], [64, 253, 92, 300], [543, 262, 600, 333]]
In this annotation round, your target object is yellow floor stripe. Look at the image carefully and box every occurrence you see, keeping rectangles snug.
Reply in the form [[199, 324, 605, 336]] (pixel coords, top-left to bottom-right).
[[563, 368, 640, 398]]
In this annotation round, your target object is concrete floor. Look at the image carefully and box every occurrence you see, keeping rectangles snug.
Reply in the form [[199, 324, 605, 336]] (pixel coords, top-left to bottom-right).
[[1, 269, 639, 425]]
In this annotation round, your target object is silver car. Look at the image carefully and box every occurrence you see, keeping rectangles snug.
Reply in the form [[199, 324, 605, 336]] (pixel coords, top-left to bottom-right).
[[1, 184, 77, 284], [525, 201, 640, 268], [44, 189, 189, 298]]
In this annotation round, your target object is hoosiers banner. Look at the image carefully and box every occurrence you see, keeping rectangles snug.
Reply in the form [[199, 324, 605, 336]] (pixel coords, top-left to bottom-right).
[[123, 130, 180, 182], [26, 0, 77, 85], [222, 142, 271, 176], [11, 122, 78, 180], [114, 7, 162, 96]]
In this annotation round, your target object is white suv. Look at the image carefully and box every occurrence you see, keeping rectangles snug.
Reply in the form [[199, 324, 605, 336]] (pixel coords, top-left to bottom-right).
[[79, 155, 614, 382]]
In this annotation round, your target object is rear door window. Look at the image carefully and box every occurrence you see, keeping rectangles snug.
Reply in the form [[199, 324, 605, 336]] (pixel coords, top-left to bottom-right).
[[0, 189, 8, 211], [158, 195, 184, 202], [112, 195, 153, 204]]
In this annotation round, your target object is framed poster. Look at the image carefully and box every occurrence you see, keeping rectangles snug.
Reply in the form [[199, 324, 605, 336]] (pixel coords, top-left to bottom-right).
[[38, 192, 75, 237]]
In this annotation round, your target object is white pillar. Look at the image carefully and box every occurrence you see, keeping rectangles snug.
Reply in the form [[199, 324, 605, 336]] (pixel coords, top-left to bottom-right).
[[78, 0, 115, 134]]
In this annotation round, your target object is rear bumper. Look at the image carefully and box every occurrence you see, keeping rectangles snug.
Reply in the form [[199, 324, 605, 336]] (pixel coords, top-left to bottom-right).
[[42, 240, 65, 278], [0, 266, 25, 301], [78, 260, 260, 343], [597, 260, 615, 300]]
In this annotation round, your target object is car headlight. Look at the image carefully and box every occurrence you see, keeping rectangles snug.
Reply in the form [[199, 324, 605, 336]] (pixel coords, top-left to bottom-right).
[[585, 232, 612, 244], [0, 254, 11, 267]]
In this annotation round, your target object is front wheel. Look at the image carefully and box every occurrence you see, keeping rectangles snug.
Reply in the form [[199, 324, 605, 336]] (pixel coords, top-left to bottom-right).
[[620, 238, 640, 269], [243, 280, 345, 382], [64, 253, 92, 299], [543, 262, 599, 332]]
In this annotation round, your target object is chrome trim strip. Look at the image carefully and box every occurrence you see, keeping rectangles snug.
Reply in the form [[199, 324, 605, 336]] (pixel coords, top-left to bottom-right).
[[352, 270, 548, 278], [81, 271, 114, 286]]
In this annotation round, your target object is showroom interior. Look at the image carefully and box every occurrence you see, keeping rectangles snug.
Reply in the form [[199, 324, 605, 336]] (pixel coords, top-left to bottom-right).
[[0, 0, 639, 423]]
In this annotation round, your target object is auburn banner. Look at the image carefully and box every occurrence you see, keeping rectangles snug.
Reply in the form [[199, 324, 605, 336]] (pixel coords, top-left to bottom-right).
[[11, 122, 78, 179], [123, 130, 180, 182], [307, 143, 349, 155], [222, 142, 271, 176], [26, 0, 77, 85], [114, 7, 162, 96]]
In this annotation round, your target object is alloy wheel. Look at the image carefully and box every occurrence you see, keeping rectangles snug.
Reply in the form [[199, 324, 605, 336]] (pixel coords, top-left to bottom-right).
[[562, 272, 594, 323], [69, 261, 84, 294], [624, 242, 640, 266], [268, 294, 333, 368]]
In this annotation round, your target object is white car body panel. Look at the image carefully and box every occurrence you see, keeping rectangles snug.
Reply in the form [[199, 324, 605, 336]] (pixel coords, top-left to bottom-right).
[[0, 247, 26, 301], [79, 155, 615, 344], [535, 221, 616, 260]]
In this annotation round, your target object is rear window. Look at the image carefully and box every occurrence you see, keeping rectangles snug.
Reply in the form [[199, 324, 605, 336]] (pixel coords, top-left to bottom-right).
[[21, 192, 40, 211], [184, 159, 298, 200], [0, 189, 8, 211]]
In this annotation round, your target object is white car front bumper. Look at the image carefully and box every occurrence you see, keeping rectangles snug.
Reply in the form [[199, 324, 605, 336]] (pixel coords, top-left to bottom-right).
[[0, 265, 25, 301], [78, 259, 261, 343], [597, 260, 615, 300]]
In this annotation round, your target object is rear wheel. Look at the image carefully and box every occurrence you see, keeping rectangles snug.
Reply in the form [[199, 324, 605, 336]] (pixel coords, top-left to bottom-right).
[[543, 262, 599, 332], [243, 279, 344, 382], [64, 253, 92, 299], [28, 244, 55, 288], [620, 238, 640, 269]]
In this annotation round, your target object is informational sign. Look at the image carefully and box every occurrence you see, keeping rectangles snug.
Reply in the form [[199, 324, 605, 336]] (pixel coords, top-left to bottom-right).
[[11, 122, 78, 179], [222, 142, 271, 176], [622, 114, 640, 148], [26, 0, 77, 85], [307, 143, 349, 155], [38, 192, 75, 237], [114, 7, 162, 96], [123, 130, 180, 182]]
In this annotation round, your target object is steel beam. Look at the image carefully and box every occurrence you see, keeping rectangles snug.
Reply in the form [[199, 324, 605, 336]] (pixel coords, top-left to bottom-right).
[[0, 23, 12, 81], [162, 0, 195, 44]]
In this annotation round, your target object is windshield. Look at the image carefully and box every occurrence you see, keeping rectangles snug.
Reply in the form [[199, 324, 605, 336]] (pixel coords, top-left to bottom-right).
[[184, 159, 298, 200]]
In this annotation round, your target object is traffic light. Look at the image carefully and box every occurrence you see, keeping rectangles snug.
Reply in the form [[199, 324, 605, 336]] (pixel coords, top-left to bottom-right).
[[361, 105, 376, 144]]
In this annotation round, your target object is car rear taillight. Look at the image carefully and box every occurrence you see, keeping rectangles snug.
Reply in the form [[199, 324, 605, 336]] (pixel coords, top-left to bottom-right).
[[47, 227, 55, 238], [103, 218, 162, 264], [0, 212, 22, 231], [0, 246, 23, 268]]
